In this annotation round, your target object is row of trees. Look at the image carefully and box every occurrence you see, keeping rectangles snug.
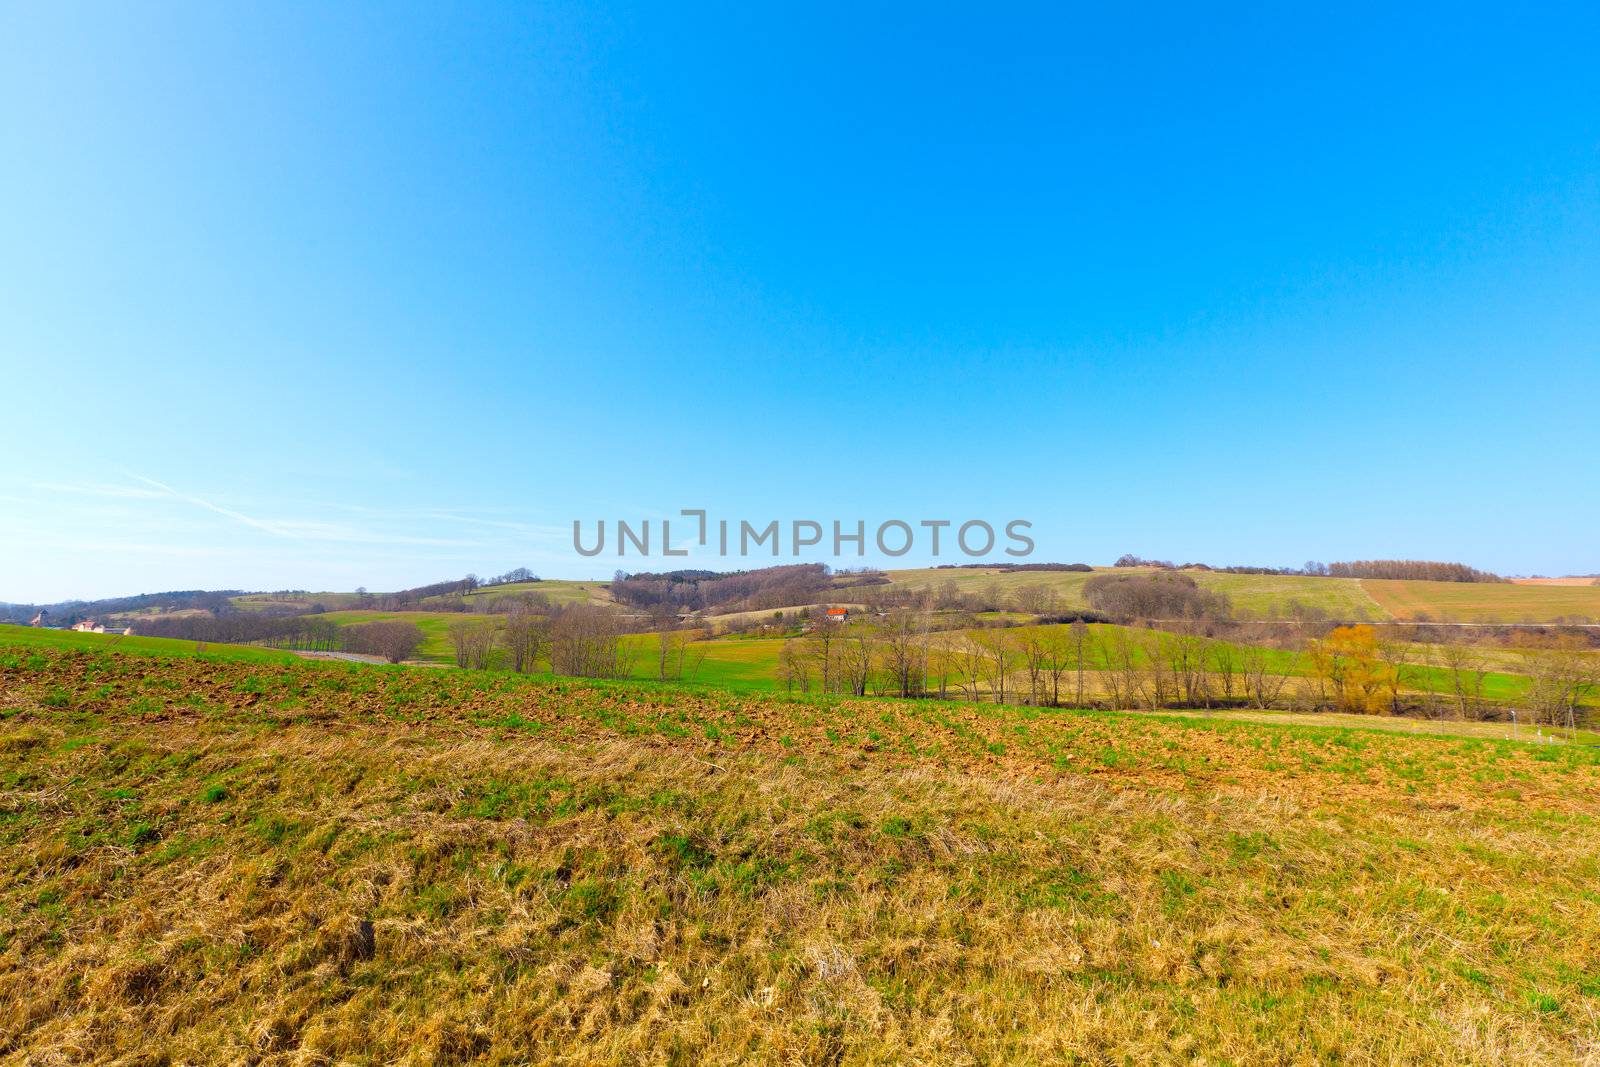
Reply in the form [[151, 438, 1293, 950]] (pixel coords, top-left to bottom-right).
[[1325, 560, 1504, 583], [1111, 556, 1504, 583], [776, 615, 1296, 710], [772, 614, 1598, 726], [343, 621, 426, 663], [134, 613, 345, 650]]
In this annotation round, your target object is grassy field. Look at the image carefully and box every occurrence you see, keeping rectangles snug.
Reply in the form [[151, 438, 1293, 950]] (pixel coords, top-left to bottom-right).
[[1364, 579, 1600, 623], [1192, 571, 1384, 619], [0, 623, 298, 664], [882, 566, 1102, 606], [621, 634, 789, 692], [3, 644, 1600, 1062], [881, 567, 1386, 619]]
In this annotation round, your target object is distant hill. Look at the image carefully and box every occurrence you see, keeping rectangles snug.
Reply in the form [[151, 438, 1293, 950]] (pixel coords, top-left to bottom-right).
[[11, 565, 1600, 630], [0, 590, 242, 627]]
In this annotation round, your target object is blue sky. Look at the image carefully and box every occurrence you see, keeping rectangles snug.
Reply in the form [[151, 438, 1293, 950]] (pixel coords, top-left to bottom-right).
[[2, 3, 1597, 601]]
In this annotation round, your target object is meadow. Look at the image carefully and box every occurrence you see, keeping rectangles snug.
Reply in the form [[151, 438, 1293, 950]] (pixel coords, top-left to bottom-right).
[[3, 641, 1599, 1063], [450, 579, 615, 608], [0, 623, 298, 665]]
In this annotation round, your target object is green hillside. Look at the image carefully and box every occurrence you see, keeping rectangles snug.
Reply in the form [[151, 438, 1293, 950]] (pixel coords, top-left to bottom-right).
[[0, 624, 298, 664]]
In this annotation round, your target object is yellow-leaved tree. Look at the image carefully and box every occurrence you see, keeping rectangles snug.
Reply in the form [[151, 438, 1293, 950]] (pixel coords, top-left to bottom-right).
[[1307, 625, 1393, 714]]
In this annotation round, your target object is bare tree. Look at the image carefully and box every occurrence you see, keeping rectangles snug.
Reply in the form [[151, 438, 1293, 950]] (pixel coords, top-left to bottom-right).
[[879, 610, 928, 698], [1209, 638, 1239, 704], [1016, 627, 1053, 705], [927, 635, 956, 699], [1519, 638, 1597, 733], [1163, 627, 1210, 707], [778, 637, 810, 695], [345, 620, 425, 664], [954, 634, 988, 703], [1436, 640, 1487, 721], [975, 628, 1017, 704], [1376, 637, 1411, 715], [1241, 642, 1297, 709], [1013, 583, 1058, 616], [501, 607, 549, 674], [808, 622, 839, 694], [1139, 631, 1170, 710], [1070, 620, 1091, 707], [657, 627, 681, 680], [549, 605, 637, 679], [1038, 627, 1073, 707], [448, 618, 498, 670], [837, 625, 876, 696], [1102, 628, 1142, 709]]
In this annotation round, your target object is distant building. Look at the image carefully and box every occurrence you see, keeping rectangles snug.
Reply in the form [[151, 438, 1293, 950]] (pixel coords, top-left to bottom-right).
[[29, 610, 46, 627], [825, 607, 849, 622], [70, 619, 106, 634]]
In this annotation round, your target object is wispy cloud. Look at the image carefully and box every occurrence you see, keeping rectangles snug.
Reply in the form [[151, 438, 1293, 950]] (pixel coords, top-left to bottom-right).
[[31, 480, 171, 501], [130, 474, 315, 539], [127, 475, 505, 548]]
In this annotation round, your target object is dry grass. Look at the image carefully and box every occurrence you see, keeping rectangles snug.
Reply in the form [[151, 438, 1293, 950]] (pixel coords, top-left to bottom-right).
[[1510, 578, 1600, 588], [3, 645, 1600, 1064]]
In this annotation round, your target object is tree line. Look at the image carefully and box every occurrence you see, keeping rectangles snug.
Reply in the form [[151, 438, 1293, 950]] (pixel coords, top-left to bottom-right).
[[772, 610, 1597, 728], [1112, 556, 1503, 582], [133, 613, 345, 650], [1324, 560, 1504, 583]]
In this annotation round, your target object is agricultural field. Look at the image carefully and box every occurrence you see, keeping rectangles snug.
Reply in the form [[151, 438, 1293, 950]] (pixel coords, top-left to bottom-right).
[[880, 566, 1103, 607], [1363, 580, 1600, 623], [880, 567, 1386, 620], [1188, 571, 1383, 620], [1511, 578, 1600, 587], [3, 643, 1600, 1062], [452, 579, 614, 609]]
